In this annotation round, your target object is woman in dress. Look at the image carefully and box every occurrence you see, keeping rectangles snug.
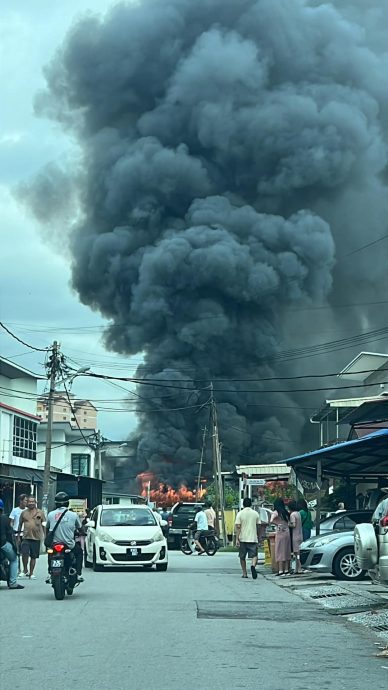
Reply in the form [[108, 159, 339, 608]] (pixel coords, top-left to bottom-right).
[[288, 500, 303, 574], [298, 499, 313, 542], [270, 498, 291, 576]]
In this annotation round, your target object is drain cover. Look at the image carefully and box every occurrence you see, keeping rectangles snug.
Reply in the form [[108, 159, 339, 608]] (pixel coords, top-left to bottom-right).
[[196, 600, 324, 621], [298, 585, 388, 615], [310, 592, 348, 599], [348, 611, 388, 642]]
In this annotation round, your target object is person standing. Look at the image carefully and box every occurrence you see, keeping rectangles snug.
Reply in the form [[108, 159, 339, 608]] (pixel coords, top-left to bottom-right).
[[270, 498, 291, 577], [288, 500, 303, 574], [298, 499, 313, 542], [204, 501, 217, 532], [18, 495, 45, 579], [9, 494, 27, 573], [0, 499, 24, 589], [235, 497, 261, 579]]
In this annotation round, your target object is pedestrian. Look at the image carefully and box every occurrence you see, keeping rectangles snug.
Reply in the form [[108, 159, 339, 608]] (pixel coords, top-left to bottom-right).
[[234, 497, 261, 579], [372, 488, 388, 522], [192, 505, 208, 555], [298, 498, 313, 542], [18, 495, 45, 579], [9, 493, 28, 573], [270, 497, 291, 577], [288, 500, 303, 574], [335, 501, 346, 513], [204, 500, 217, 532], [0, 499, 24, 589]]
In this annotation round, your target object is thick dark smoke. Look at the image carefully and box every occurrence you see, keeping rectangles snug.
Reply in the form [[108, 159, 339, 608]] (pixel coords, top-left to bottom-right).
[[26, 0, 388, 484]]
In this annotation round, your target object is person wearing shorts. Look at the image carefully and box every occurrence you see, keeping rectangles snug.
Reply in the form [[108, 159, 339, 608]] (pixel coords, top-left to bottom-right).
[[18, 496, 44, 579], [235, 497, 261, 579]]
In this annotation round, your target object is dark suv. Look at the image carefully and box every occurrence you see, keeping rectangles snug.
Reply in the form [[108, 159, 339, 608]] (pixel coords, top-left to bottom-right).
[[168, 502, 204, 547]]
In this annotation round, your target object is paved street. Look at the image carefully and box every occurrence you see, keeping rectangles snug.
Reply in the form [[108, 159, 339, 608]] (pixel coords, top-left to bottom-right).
[[1, 552, 387, 690]]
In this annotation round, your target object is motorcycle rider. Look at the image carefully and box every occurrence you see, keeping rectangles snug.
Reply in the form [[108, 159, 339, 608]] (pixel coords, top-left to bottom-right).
[[0, 499, 24, 589], [46, 492, 84, 581], [192, 505, 208, 555]]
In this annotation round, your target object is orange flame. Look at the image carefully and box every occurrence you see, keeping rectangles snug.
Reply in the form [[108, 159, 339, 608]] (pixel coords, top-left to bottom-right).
[[137, 471, 206, 508]]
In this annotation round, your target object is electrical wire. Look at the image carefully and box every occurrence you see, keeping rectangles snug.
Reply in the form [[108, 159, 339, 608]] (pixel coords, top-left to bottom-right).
[[0, 321, 49, 352]]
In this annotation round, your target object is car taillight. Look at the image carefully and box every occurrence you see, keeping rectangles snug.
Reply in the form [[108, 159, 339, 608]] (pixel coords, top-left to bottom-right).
[[168, 517, 172, 526], [380, 516, 388, 527], [53, 544, 65, 552]]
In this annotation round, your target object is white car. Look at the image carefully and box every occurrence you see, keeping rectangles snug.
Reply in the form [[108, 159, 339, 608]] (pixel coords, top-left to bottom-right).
[[85, 504, 168, 572]]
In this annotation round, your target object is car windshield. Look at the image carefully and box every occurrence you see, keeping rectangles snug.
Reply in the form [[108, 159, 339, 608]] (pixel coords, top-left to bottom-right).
[[100, 508, 157, 527]]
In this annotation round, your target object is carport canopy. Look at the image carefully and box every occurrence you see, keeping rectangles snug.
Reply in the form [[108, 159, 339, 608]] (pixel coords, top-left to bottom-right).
[[283, 428, 388, 481]]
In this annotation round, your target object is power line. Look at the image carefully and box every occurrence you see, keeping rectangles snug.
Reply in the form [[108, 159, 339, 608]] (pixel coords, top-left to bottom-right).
[[0, 321, 49, 352], [341, 232, 388, 258]]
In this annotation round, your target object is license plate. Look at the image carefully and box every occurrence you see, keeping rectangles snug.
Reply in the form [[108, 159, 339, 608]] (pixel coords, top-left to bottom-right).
[[126, 548, 140, 557], [51, 559, 63, 568]]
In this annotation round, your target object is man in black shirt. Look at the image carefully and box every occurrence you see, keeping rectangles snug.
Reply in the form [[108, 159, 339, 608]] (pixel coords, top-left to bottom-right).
[[0, 499, 24, 589]]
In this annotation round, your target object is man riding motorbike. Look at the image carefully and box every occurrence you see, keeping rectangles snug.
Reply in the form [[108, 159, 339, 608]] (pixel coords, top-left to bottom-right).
[[46, 492, 84, 582]]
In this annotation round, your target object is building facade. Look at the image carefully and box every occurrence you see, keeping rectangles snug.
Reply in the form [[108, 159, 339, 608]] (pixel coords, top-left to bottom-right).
[[37, 392, 97, 430], [37, 422, 96, 478]]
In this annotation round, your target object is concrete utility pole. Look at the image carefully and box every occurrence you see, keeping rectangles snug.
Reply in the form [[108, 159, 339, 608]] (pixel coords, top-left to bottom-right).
[[42, 341, 59, 516], [89, 429, 105, 480], [210, 383, 227, 545], [196, 426, 207, 495]]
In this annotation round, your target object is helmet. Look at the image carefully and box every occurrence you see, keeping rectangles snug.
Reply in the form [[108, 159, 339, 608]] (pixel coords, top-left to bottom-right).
[[0, 499, 4, 510], [55, 491, 69, 507]]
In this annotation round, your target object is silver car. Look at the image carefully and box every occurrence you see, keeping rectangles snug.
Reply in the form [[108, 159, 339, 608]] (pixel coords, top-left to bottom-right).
[[300, 531, 367, 581]]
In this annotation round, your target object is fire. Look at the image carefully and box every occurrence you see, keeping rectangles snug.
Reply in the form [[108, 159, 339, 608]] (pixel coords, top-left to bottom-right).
[[137, 471, 206, 508]]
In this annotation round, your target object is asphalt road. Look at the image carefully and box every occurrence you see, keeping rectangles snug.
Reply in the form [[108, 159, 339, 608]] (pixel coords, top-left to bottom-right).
[[1, 552, 387, 690]]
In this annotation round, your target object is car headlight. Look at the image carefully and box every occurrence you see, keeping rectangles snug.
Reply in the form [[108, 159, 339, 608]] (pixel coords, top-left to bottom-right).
[[98, 531, 115, 543], [151, 531, 164, 543], [312, 535, 344, 548]]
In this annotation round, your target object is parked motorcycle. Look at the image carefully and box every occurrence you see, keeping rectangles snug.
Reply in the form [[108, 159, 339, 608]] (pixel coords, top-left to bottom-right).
[[47, 543, 80, 600], [0, 549, 10, 587], [181, 526, 219, 556]]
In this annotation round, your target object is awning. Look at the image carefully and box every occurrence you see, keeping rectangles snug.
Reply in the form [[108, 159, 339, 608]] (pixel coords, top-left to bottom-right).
[[339, 399, 388, 426], [283, 429, 388, 480], [0, 464, 55, 483]]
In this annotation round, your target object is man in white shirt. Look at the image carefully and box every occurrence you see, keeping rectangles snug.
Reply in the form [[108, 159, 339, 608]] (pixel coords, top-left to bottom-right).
[[193, 505, 208, 555], [204, 501, 217, 532], [235, 497, 261, 579], [9, 494, 27, 574]]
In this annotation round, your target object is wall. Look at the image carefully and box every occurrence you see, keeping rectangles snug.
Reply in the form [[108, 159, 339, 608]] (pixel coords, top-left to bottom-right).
[[37, 427, 95, 477], [0, 375, 38, 468], [0, 374, 37, 415]]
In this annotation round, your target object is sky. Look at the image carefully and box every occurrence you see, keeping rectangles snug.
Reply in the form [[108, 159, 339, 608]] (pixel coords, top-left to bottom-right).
[[0, 0, 139, 440]]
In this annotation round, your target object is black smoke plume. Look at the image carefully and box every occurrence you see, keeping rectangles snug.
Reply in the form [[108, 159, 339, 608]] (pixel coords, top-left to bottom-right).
[[26, 0, 388, 484]]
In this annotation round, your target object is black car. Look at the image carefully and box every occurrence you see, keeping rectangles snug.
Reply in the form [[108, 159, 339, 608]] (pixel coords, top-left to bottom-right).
[[168, 502, 204, 548]]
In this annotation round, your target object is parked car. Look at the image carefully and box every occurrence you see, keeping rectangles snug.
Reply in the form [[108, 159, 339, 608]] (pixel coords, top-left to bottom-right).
[[168, 502, 204, 547], [300, 531, 367, 581], [85, 504, 168, 571], [311, 510, 373, 537], [355, 516, 388, 587]]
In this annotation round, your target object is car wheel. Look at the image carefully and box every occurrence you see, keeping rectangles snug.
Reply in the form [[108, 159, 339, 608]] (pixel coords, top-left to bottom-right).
[[156, 563, 168, 572], [84, 548, 92, 569], [92, 548, 104, 572], [332, 547, 366, 581]]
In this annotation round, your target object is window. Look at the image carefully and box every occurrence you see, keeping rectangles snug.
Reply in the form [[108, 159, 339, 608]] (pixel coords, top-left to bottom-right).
[[13, 416, 37, 461], [334, 516, 356, 531], [71, 453, 90, 476]]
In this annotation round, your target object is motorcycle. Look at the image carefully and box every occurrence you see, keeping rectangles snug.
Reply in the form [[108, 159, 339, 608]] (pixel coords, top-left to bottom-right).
[[0, 549, 10, 587], [181, 526, 219, 556], [47, 543, 80, 600]]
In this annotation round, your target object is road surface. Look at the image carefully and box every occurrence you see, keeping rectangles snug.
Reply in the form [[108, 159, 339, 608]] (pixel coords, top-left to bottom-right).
[[1, 552, 387, 689]]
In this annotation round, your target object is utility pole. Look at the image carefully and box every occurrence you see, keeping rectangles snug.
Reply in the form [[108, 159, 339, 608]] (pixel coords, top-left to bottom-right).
[[89, 429, 104, 480], [196, 426, 207, 495], [42, 341, 59, 516], [210, 384, 227, 545]]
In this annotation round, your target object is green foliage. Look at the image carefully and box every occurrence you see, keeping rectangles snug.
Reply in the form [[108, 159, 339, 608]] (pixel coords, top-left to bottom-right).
[[205, 482, 239, 509]]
